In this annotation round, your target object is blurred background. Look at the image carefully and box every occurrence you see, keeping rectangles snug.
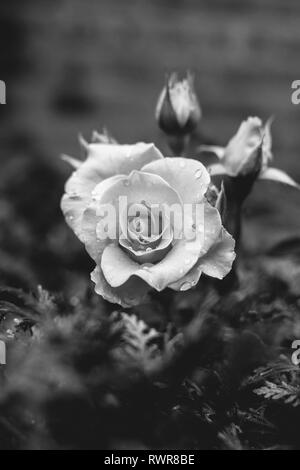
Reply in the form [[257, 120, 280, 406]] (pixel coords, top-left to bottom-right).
[[0, 0, 300, 297]]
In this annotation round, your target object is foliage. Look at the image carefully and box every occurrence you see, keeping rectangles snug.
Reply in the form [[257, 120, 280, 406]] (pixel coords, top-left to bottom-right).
[[0, 268, 299, 449]]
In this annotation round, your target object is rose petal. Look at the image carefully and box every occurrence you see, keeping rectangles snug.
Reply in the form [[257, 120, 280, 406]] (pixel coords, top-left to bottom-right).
[[101, 201, 223, 291], [119, 225, 173, 264], [87, 142, 163, 179], [169, 227, 235, 290], [224, 117, 263, 176], [92, 169, 182, 208], [142, 157, 210, 204], [168, 266, 202, 291], [120, 202, 160, 245], [61, 143, 163, 240], [91, 265, 150, 307], [74, 175, 124, 255], [100, 232, 199, 291], [169, 79, 192, 127], [61, 193, 89, 242], [259, 167, 300, 189], [262, 117, 274, 166], [79, 170, 181, 264], [197, 227, 236, 279], [197, 145, 226, 160]]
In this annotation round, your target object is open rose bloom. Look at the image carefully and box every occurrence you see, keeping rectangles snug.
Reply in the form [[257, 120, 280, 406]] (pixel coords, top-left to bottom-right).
[[61, 142, 235, 307]]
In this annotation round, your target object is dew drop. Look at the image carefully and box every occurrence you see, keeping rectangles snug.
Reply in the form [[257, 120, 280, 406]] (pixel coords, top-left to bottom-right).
[[69, 191, 80, 199], [179, 160, 186, 168], [180, 281, 191, 291], [195, 168, 203, 179], [146, 247, 152, 253], [142, 263, 152, 271]]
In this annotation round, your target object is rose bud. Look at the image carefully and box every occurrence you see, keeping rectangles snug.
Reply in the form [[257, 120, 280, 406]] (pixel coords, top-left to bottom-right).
[[200, 116, 299, 190], [156, 72, 201, 136]]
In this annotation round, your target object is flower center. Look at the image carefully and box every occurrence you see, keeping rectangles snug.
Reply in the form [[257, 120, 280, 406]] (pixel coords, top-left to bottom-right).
[[118, 198, 173, 265], [127, 201, 162, 251]]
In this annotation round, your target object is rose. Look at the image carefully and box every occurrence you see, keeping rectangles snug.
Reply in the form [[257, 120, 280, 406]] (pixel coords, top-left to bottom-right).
[[156, 72, 201, 136], [200, 117, 299, 188], [61, 140, 235, 307]]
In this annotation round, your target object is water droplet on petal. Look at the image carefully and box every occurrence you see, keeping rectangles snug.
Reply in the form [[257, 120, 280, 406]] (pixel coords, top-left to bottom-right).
[[142, 263, 152, 271], [69, 191, 80, 199], [195, 168, 203, 179], [180, 281, 191, 291], [146, 247, 152, 253], [179, 160, 186, 168]]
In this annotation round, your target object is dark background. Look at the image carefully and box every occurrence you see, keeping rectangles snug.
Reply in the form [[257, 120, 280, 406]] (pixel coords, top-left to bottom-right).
[[0, 0, 300, 296], [0, 1, 300, 452]]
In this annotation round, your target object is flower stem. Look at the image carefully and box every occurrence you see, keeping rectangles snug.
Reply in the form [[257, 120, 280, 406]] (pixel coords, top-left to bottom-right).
[[167, 134, 190, 157]]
